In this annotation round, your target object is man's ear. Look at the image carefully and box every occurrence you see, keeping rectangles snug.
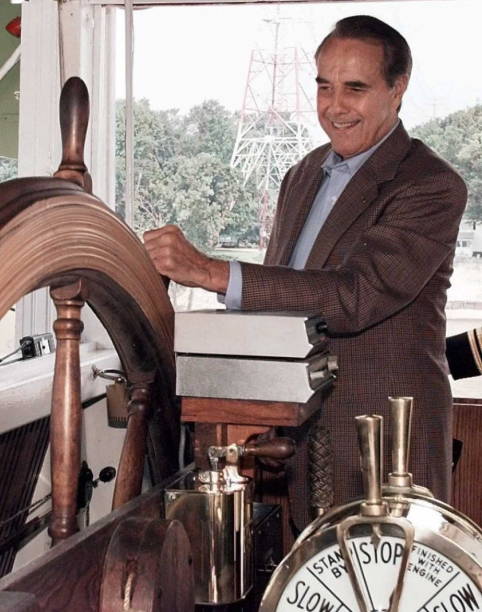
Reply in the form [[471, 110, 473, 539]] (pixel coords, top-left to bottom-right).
[[393, 74, 409, 104]]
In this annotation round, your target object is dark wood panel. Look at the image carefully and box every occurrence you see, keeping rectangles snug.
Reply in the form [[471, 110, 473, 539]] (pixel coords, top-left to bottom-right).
[[452, 399, 482, 526], [182, 394, 321, 427]]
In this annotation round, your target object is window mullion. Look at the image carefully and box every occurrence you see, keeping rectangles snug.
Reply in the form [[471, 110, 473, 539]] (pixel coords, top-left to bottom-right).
[[124, 0, 135, 227]]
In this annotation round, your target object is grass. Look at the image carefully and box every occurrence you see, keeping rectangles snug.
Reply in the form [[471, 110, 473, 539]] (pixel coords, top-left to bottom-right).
[[213, 247, 265, 264]]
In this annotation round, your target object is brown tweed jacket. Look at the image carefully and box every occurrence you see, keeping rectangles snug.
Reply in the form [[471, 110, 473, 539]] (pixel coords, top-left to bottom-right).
[[239, 122, 467, 529]]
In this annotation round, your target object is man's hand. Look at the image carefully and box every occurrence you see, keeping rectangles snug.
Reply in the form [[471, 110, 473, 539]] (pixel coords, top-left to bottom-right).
[[143, 225, 229, 293]]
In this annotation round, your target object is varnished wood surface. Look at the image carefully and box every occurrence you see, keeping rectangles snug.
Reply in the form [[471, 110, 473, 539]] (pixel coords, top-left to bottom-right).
[[182, 394, 321, 427], [452, 399, 482, 526], [0, 485, 164, 611], [100, 517, 194, 611]]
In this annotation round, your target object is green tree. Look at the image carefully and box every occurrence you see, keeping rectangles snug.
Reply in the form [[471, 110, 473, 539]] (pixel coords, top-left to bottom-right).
[[411, 106, 482, 223], [115, 99, 183, 219], [116, 98, 257, 250], [137, 153, 245, 249], [180, 100, 237, 162]]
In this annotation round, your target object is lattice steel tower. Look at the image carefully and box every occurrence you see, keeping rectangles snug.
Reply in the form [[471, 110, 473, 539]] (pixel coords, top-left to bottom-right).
[[230, 15, 317, 247]]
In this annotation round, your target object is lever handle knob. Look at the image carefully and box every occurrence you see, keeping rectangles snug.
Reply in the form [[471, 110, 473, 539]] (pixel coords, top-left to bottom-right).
[[245, 436, 295, 460], [54, 76, 92, 191]]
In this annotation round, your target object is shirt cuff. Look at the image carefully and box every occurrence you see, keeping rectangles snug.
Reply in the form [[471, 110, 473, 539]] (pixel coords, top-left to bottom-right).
[[221, 260, 242, 310]]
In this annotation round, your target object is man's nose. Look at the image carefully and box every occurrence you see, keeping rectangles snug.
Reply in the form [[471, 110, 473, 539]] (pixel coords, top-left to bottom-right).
[[326, 90, 348, 114]]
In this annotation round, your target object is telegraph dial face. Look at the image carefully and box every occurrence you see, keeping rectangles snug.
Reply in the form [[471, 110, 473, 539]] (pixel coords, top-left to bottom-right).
[[261, 526, 482, 612]]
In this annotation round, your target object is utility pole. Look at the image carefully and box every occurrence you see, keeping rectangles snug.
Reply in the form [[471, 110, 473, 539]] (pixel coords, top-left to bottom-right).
[[230, 15, 316, 248]]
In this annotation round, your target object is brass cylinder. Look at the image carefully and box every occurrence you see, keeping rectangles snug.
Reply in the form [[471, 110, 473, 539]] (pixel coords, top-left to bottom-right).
[[389, 396, 413, 477], [355, 414, 385, 515], [165, 474, 253, 605]]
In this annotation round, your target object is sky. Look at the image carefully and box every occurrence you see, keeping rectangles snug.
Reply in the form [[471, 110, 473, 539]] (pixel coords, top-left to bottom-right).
[[116, 0, 482, 144]]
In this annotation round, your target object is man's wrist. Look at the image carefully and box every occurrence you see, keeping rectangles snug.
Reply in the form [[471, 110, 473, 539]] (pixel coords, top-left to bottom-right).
[[205, 258, 229, 293]]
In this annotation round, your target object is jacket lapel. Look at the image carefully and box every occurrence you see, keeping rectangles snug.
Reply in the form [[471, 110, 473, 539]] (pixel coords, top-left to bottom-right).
[[276, 146, 330, 265], [305, 122, 412, 268]]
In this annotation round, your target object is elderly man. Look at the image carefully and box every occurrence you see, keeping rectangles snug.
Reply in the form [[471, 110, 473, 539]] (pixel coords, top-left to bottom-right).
[[144, 15, 467, 529]]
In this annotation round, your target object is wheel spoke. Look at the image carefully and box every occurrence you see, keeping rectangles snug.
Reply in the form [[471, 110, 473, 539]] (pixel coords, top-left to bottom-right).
[[113, 384, 152, 509], [49, 279, 86, 544]]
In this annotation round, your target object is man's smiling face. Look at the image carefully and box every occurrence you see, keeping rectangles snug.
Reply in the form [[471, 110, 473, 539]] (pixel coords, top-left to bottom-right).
[[316, 37, 408, 158]]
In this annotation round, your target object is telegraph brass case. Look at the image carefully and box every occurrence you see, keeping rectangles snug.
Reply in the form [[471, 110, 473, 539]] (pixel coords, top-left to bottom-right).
[[164, 471, 253, 605]]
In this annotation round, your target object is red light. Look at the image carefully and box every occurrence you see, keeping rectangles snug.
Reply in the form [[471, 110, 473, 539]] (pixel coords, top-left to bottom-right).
[[6, 17, 21, 39]]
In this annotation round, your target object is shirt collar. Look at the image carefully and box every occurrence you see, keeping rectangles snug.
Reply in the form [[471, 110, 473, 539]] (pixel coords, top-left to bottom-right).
[[322, 119, 400, 177]]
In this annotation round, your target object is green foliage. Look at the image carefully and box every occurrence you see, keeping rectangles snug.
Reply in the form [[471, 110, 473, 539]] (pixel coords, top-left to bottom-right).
[[0, 157, 17, 182], [116, 98, 257, 250], [180, 100, 236, 161], [411, 106, 482, 223]]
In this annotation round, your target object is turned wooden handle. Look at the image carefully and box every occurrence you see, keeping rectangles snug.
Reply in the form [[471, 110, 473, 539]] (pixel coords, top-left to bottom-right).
[[245, 436, 295, 459], [59, 76, 89, 168], [54, 76, 92, 191]]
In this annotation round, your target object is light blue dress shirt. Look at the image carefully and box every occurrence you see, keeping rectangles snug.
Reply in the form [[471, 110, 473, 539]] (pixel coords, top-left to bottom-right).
[[223, 122, 399, 310]]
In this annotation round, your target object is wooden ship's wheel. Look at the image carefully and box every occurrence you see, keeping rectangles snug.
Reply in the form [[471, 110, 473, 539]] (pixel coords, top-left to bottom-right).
[[0, 77, 194, 610]]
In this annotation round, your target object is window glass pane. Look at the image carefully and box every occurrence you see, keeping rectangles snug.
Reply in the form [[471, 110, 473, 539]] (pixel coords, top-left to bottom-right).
[[116, 0, 482, 397]]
